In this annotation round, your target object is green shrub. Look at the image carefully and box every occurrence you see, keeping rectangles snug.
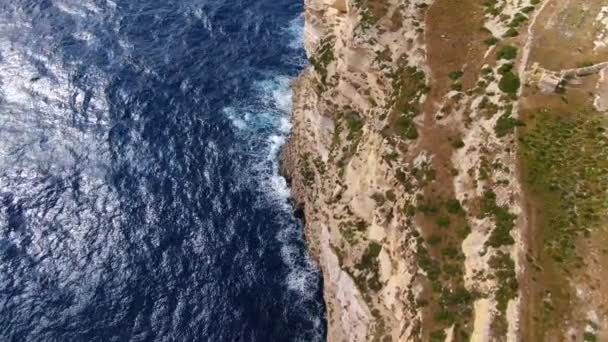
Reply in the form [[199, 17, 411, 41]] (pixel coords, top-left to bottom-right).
[[503, 27, 518, 37], [498, 71, 520, 94], [371, 192, 386, 205], [509, 12, 527, 27], [418, 202, 439, 214], [484, 36, 499, 46], [489, 251, 518, 313], [486, 208, 517, 247], [497, 63, 513, 75], [436, 215, 451, 228], [451, 137, 465, 149], [457, 225, 471, 239], [443, 263, 461, 276], [355, 242, 383, 290], [446, 199, 464, 214], [395, 169, 409, 185], [395, 115, 419, 140], [521, 6, 535, 13], [345, 111, 364, 140], [434, 309, 456, 324], [367, 242, 382, 258], [385, 190, 396, 202], [310, 39, 335, 85], [340, 226, 357, 245], [448, 70, 464, 80], [428, 234, 442, 246], [451, 82, 463, 91], [495, 112, 524, 137], [481, 190, 517, 248], [443, 286, 474, 306], [497, 45, 517, 60], [480, 189, 498, 216], [430, 330, 446, 342], [441, 246, 459, 258], [583, 332, 597, 342], [520, 110, 608, 263], [417, 246, 441, 280]]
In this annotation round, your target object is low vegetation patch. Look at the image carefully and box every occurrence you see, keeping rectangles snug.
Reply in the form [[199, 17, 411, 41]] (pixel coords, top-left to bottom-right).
[[299, 153, 315, 186], [484, 36, 499, 46], [503, 27, 518, 37], [520, 109, 608, 264], [416, 195, 474, 338], [345, 111, 364, 140], [448, 70, 464, 81], [355, 241, 383, 291], [497, 63, 513, 75], [385, 64, 427, 141], [489, 251, 518, 335], [310, 38, 335, 86], [395, 115, 419, 139], [508, 12, 528, 28], [498, 71, 520, 94], [480, 189, 517, 248], [520, 108, 608, 339], [495, 108, 523, 137], [483, 0, 502, 16], [497, 45, 517, 60]]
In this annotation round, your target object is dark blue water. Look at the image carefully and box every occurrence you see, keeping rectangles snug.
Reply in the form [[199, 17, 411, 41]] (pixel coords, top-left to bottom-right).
[[0, 1, 325, 341]]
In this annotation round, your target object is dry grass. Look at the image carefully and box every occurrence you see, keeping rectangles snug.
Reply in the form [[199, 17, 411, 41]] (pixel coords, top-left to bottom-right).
[[519, 2, 608, 337], [528, 0, 608, 70], [406, 0, 496, 339], [425, 0, 489, 94]]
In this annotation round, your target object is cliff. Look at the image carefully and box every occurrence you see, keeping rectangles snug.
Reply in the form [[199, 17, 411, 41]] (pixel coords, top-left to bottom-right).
[[282, 0, 608, 341]]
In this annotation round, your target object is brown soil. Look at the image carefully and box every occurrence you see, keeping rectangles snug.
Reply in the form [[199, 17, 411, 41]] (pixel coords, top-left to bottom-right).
[[410, 0, 491, 338], [421, 0, 488, 199], [425, 0, 489, 95], [518, 8, 608, 335], [528, 0, 608, 70], [516, 0, 608, 337]]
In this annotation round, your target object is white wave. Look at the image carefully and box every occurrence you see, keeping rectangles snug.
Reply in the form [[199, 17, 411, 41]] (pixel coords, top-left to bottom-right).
[[279, 116, 292, 131], [254, 75, 292, 112], [270, 174, 291, 201], [281, 244, 319, 298], [222, 72, 322, 302], [73, 30, 97, 45], [227, 114, 248, 131], [267, 134, 285, 159], [219, 16, 321, 306], [271, 77, 294, 113], [286, 14, 305, 51], [54, 0, 105, 18]]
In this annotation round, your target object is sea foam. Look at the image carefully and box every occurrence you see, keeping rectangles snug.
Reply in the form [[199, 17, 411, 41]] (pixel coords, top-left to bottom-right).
[[219, 16, 322, 332]]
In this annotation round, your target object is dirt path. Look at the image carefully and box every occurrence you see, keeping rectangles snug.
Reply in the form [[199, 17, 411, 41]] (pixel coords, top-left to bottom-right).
[[518, 0, 552, 94]]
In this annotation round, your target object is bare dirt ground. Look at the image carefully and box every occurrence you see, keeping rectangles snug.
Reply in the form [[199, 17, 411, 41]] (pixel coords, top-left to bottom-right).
[[528, 0, 608, 70]]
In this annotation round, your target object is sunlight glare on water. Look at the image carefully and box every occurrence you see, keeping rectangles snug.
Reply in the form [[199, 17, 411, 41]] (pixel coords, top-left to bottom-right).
[[0, 0, 324, 341]]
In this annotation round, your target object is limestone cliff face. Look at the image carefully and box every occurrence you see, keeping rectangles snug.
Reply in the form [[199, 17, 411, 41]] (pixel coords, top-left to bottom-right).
[[283, 0, 608, 340], [283, 0, 431, 340]]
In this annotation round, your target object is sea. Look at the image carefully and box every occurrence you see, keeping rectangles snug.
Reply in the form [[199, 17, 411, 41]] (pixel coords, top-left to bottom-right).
[[0, 0, 325, 341]]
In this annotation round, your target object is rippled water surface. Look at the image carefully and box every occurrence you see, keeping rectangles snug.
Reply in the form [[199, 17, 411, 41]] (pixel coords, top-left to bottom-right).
[[0, 0, 325, 340]]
